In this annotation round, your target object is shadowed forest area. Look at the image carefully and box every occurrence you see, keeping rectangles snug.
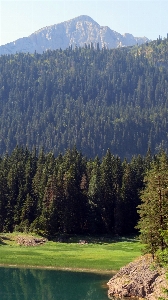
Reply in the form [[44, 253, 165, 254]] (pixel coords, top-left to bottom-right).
[[0, 145, 154, 236]]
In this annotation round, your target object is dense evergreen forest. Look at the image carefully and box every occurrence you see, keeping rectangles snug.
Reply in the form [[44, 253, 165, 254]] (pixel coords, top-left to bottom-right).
[[0, 146, 153, 236], [0, 37, 168, 159]]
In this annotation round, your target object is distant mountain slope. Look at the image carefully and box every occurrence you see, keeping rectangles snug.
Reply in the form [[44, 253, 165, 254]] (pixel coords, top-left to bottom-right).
[[0, 38, 168, 159], [0, 15, 149, 55]]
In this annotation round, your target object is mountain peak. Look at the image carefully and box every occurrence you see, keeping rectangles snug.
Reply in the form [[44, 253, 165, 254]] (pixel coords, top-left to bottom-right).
[[70, 15, 97, 23], [0, 15, 149, 55]]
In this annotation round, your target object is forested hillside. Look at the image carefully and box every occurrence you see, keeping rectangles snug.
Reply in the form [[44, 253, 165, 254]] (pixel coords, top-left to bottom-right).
[[0, 37, 168, 159]]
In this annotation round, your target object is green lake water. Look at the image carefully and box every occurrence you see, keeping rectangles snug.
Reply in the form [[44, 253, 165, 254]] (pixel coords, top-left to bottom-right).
[[0, 267, 111, 300]]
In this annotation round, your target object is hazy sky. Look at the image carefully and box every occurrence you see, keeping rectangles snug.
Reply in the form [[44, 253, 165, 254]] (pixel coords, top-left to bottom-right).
[[0, 0, 167, 46]]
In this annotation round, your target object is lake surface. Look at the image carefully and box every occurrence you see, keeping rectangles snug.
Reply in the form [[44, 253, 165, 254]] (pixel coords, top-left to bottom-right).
[[0, 267, 111, 300]]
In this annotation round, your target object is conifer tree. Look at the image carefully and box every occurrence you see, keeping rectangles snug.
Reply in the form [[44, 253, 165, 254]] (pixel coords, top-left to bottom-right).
[[136, 151, 168, 257], [100, 149, 115, 233]]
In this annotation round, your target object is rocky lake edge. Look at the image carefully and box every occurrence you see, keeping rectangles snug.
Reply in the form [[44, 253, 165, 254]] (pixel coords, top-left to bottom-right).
[[107, 254, 167, 300]]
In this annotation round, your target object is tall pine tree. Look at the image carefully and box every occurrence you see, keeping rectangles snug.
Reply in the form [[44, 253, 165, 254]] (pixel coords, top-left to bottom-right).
[[136, 151, 168, 257]]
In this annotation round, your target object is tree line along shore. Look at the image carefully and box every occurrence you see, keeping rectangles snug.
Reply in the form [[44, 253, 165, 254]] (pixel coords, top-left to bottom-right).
[[0, 145, 151, 236]]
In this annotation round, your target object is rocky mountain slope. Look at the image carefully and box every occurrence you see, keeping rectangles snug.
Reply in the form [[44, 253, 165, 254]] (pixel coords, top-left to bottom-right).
[[0, 15, 149, 55]]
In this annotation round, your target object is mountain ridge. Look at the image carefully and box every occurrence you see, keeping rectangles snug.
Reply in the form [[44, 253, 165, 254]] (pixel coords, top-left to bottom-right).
[[0, 15, 149, 55]]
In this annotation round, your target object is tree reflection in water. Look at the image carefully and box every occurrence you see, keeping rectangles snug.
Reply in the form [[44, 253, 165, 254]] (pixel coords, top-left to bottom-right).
[[0, 267, 110, 300]]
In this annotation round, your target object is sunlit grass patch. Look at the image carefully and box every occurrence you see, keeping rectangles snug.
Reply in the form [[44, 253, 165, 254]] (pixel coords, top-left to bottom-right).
[[0, 233, 143, 272]]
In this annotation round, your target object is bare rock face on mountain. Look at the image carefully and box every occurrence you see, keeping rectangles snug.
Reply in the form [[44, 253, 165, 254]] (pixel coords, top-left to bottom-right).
[[0, 15, 149, 55]]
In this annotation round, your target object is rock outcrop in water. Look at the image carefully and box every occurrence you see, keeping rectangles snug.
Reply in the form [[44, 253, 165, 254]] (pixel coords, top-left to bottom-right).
[[107, 255, 167, 300]]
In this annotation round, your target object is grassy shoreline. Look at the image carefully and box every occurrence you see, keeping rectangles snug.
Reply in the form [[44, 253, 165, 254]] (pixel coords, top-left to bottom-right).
[[0, 263, 117, 275], [0, 233, 143, 273]]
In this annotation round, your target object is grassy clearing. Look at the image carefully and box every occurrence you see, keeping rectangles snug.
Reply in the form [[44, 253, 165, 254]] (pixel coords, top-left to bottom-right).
[[0, 233, 143, 272]]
